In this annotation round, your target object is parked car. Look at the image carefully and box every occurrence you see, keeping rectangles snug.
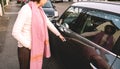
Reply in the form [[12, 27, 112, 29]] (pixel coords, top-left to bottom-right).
[[19, 0, 59, 21], [48, 1, 120, 69], [42, 0, 59, 21]]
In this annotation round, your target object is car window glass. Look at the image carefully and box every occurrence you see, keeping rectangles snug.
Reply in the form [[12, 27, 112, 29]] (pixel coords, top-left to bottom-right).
[[81, 9, 120, 49], [81, 9, 120, 48], [81, 15, 107, 33], [58, 7, 82, 25], [87, 10, 120, 29], [58, 7, 87, 33]]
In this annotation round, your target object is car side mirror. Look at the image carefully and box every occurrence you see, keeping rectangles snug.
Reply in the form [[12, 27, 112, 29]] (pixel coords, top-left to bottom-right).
[[59, 23, 69, 32], [63, 23, 69, 29]]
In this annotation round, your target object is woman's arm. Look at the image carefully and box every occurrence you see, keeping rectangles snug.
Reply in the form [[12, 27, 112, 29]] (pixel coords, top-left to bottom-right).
[[81, 31, 101, 37], [46, 16, 66, 41]]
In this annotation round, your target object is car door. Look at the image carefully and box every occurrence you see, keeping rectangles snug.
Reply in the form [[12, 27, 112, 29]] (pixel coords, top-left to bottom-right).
[[50, 7, 96, 69], [57, 6, 120, 69]]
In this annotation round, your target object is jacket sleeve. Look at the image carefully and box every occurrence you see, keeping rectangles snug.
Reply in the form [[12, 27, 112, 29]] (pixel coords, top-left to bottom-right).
[[46, 16, 61, 36], [12, 5, 31, 49]]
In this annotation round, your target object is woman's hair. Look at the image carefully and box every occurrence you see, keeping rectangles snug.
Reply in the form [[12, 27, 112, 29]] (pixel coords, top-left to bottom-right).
[[104, 25, 116, 35], [30, 0, 40, 3]]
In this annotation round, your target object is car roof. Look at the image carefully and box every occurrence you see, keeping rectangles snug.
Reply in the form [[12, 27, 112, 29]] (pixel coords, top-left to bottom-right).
[[71, 1, 120, 14]]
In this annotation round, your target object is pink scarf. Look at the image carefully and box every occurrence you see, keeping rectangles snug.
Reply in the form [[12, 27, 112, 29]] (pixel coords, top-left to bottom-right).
[[29, 1, 51, 69]]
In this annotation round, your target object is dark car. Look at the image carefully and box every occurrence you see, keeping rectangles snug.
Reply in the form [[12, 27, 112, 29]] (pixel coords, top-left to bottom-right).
[[47, 1, 120, 69], [42, 0, 59, 21]]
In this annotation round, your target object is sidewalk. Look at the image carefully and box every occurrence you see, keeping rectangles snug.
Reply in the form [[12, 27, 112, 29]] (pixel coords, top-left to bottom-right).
[[0, 0, 21, 69], [0, 0, 20, 32], [0, 1, 73, 69]]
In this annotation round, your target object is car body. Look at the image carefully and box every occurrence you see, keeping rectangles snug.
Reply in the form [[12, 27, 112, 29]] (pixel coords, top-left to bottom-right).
[[42, 0, 59, 21], [49, 1, 120, 69]]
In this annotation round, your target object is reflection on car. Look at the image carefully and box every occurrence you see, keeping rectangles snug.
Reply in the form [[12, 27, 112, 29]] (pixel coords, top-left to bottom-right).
[[49, 1, 120, 69], [42, 0, 59, 21]]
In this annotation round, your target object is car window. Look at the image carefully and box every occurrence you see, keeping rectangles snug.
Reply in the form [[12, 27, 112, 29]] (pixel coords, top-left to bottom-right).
[[87, 10, 120, 29], [81, 9, 120, 48], [58, 6, 87, 33], [58, 7, 82, 25]]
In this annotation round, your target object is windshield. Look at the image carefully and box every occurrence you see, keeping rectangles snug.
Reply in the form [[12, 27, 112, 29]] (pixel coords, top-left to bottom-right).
[[42, 1, 53, 8]]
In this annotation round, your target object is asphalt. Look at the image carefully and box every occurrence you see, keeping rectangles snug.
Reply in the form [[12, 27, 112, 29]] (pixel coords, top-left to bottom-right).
[[0, 0, 73, 69]]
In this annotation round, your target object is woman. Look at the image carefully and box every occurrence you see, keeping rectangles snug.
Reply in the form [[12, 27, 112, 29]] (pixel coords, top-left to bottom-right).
[[12, 0, 66, 69]]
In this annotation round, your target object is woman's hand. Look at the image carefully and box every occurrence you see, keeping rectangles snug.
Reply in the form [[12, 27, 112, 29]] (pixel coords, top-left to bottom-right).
[[58, 34, 66, 42]]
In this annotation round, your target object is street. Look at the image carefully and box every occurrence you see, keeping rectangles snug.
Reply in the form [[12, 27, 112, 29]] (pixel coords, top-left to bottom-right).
[[0, 0, 73, 69]]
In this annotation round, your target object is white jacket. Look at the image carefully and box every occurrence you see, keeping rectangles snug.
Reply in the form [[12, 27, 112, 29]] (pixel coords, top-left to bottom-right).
[[12, 4, 60, 49]]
